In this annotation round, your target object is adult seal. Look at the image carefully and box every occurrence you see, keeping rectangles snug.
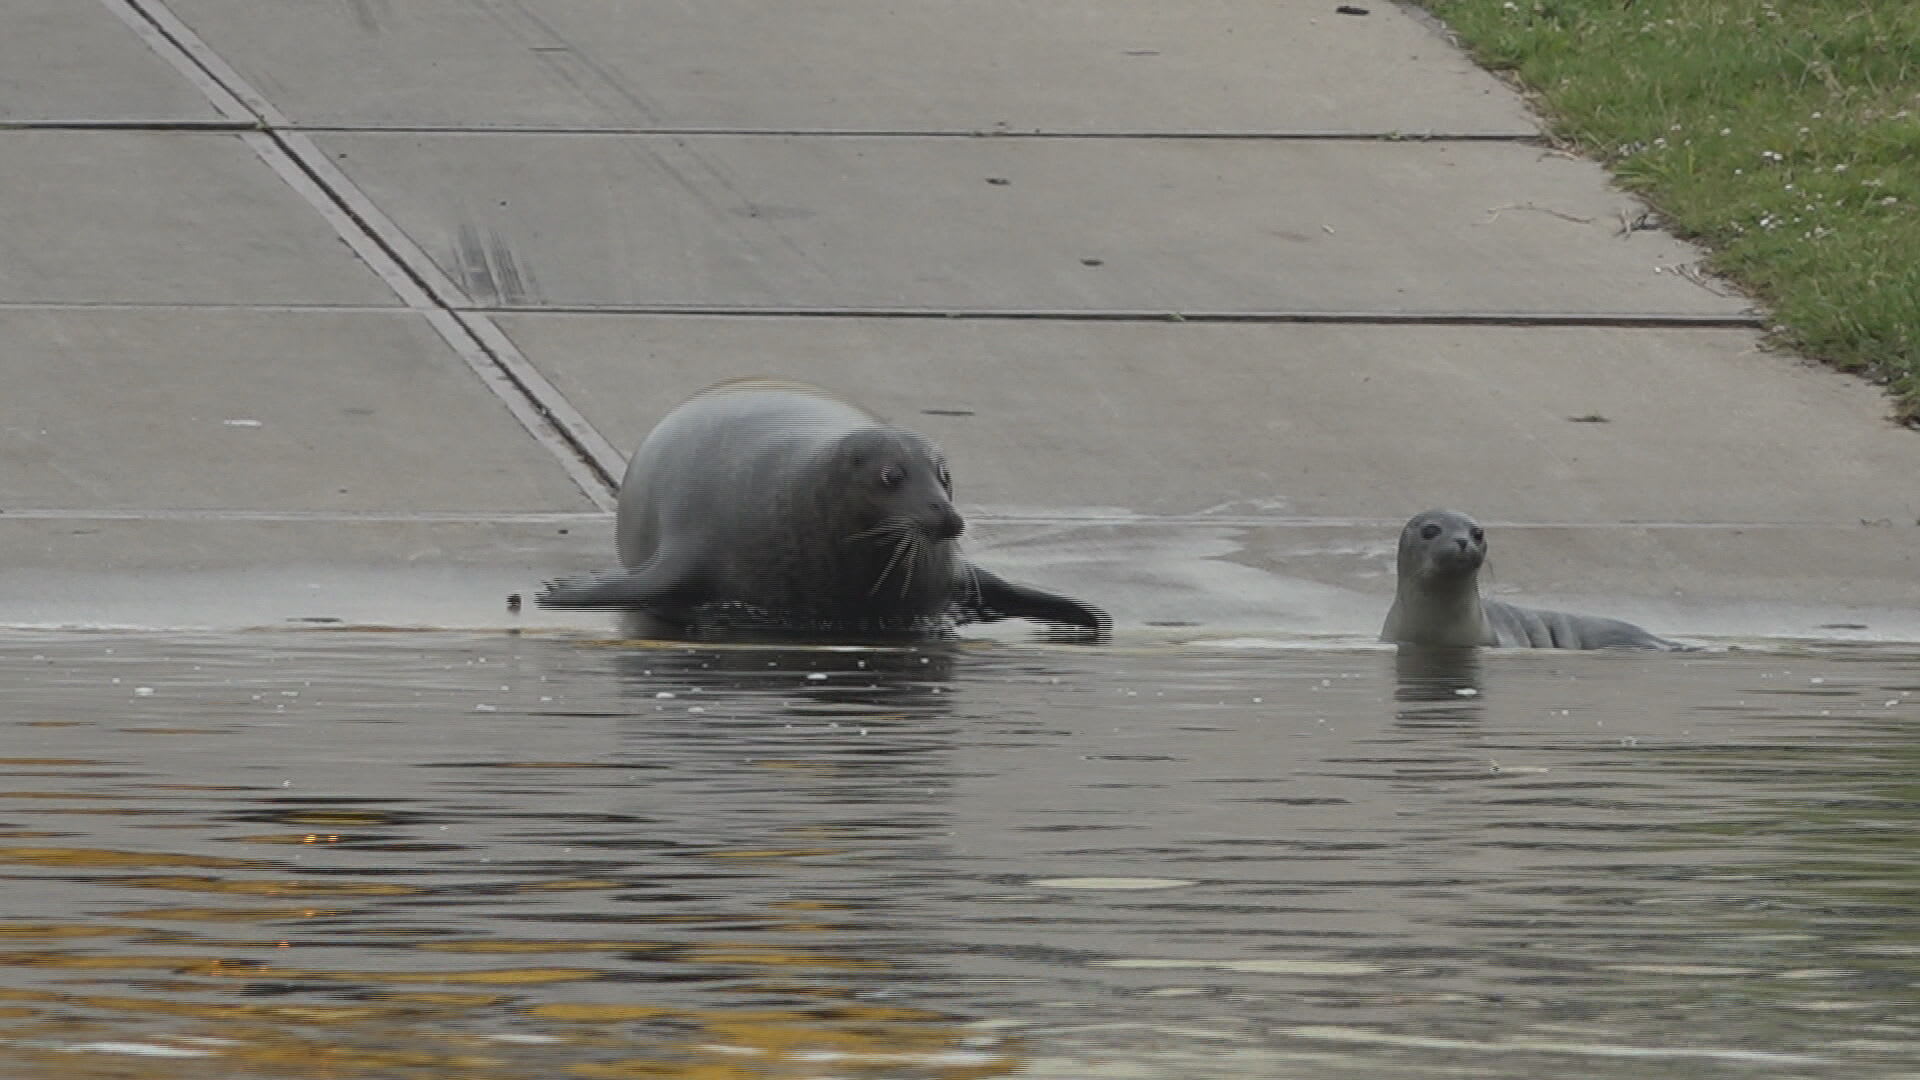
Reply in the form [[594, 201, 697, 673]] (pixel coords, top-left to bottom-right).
[[1381, 509, 1684, 651], [537, 379, 1109, 641]]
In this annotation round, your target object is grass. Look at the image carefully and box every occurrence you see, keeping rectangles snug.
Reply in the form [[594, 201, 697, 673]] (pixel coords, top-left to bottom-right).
[[1420, 0, 1920, 421]]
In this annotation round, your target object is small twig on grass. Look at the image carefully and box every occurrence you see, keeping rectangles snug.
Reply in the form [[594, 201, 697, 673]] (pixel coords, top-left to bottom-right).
[[1615, 208, 1663, 237], [1672, 261, 1744, 298]]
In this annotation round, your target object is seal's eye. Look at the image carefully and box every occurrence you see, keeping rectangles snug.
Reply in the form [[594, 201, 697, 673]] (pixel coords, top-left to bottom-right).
[[1469, 527, 1485, 543], [1420, 523, 1442, 541], [879, 465, 905, 489], [937, 464, 951, 492]]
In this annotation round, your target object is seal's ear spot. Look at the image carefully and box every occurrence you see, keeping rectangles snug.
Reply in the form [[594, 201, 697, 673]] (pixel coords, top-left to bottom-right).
[[1420, 523, 1443, 541]]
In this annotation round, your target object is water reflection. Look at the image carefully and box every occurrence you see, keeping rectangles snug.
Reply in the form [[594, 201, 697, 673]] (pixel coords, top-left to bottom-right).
[[0, 631, 1915, 1077], [610, 638, 958, 707], [1391, 645, 1485, 724]]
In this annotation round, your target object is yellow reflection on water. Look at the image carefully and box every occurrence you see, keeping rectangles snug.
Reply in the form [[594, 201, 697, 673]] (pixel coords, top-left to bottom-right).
[[0, 923, 136, 940], [0, 959, 1014, 1079], [114, 906, 340, 922], [0, 847, 261, 870], [531, 1004, 677, 1022], [374, 991, 509, 1007], [561, 1005, 1018, 1079]]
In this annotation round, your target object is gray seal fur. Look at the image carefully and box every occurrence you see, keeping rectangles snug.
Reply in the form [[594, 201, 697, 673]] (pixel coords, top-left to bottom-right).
[[537, 379, 1108, 640], [1381, 509, 1683, 650]]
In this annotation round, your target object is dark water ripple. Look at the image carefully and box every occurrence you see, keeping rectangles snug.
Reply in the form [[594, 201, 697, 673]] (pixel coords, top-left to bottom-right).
[[0, 630, 1914, 1077]]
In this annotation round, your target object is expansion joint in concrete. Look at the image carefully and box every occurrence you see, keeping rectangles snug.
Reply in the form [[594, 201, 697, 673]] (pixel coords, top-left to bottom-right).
[[464, 305, 1764, 329]]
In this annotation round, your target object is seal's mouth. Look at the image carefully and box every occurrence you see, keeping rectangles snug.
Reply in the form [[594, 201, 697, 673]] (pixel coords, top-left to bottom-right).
[[1422, 546, 1485, 577]]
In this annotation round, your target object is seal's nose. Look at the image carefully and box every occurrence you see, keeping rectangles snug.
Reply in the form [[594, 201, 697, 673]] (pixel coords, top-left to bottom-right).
[[1453, 536, 1472, 552], [926, 504, 965, 540]]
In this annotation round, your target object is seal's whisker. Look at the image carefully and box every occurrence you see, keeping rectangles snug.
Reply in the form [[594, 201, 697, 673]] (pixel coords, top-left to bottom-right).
[[896, 534, 919, 599], [845, 517, 912, 545], [965, 561, 984, 607], [868, 533, 913, 596]]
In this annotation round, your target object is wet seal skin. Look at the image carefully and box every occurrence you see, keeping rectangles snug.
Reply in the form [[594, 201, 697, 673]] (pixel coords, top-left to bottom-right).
[[1381, 509, 1686, 650], [537, 378, 1109, 642]]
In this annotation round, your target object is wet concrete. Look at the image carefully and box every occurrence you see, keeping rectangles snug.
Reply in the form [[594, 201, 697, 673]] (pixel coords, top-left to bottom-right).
[[0, 630, 1916, 1078]]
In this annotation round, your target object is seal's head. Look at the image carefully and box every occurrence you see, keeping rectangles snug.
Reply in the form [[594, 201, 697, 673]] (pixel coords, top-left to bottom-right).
[[1397, 509, 1487, 583], [827, 427, 965, 542], [802, 427, 967, 615]]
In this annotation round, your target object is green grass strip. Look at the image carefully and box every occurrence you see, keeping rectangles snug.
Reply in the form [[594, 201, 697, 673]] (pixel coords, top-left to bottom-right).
[[1421, 0, 1920, 421]]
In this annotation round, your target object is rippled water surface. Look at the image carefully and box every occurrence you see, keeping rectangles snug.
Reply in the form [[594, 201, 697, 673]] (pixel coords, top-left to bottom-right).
[[2, 629, 1918, 1078]]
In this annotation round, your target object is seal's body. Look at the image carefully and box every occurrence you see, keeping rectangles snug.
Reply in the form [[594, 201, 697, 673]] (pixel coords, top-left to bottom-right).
[[1381, 509, 1682, 651], [538, 379, 1107, 640]]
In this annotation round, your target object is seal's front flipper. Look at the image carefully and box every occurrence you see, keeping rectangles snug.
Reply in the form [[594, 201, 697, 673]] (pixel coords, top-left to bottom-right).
[[535, 556, 704, 613], [959, 565, 1111, 641]]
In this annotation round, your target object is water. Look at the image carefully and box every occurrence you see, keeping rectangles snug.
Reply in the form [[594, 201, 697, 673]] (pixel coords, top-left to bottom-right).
[[2, 629, 1917, 1078]]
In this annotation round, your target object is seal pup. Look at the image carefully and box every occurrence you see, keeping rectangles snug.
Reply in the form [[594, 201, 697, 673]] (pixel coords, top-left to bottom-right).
[[1381, 509, 1683, 650], [538, 379, 1108, 641]]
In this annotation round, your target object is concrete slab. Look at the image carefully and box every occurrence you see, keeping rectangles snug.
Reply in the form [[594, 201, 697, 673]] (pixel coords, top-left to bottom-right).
[[1, 1, 222, 126], [0, 132, 393, 305], [0, 308, 594, 511], [494, 315, 1919, 524], [319, 133, 1745, 315], [163, 0, 1533, 135]]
